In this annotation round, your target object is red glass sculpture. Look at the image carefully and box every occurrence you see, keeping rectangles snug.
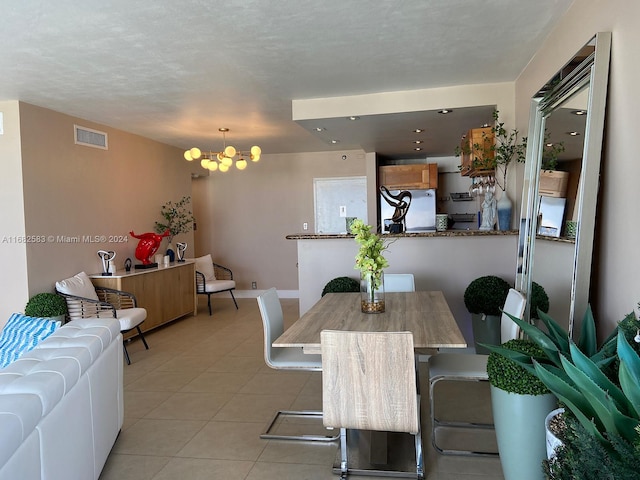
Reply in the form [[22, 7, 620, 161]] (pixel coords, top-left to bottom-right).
[[130, 230, 170, 266]]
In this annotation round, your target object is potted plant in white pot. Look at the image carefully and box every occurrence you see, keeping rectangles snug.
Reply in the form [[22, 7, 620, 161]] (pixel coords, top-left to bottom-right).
[[24, 293, 68, 322], [463, 275, 511, 353], [486, 338, 557, 480]]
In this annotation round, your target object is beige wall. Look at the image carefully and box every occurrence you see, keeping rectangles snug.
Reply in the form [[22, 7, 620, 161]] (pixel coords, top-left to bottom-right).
[[192, 150, 368, 292], [515, 0, 640, 332], [0, 102, 194, 326]]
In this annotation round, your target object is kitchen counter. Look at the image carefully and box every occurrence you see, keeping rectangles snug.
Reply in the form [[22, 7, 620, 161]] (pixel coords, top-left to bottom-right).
[[286, 230, 518, 240]]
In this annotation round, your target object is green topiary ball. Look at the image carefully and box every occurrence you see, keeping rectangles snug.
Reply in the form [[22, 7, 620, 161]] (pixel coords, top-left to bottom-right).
[[530, 281, 550, 319], [463, 275, 511, 315], [24, 293, 68, 317], [321, 276, 360, 297], [487, 339, 550, 395]]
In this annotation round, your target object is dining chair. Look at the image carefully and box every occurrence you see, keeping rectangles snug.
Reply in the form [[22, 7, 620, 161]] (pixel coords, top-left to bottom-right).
[[321, 330, 424, 479], [428, 288, 526, 456], [383, 273, 415, 292], [257, 288, 338, 442], [55, 271, 149, 365], [194, 254, 238, 315]]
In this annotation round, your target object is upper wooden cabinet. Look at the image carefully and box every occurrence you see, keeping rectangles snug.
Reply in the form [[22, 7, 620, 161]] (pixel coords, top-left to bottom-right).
[[459, 127, 495, 177], [378, 163, 438, 190]]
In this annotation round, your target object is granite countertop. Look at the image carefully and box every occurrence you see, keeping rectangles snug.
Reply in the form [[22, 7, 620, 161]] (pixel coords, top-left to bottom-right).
[[286, 230, 519, 240]]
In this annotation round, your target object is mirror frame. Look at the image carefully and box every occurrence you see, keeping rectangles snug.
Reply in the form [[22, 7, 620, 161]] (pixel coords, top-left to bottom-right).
[[516, 32, 611, 337]]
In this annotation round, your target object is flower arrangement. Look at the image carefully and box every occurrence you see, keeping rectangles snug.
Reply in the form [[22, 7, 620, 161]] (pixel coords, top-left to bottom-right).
[[154, 196, 194, 243], [350, 219, 389, 299]]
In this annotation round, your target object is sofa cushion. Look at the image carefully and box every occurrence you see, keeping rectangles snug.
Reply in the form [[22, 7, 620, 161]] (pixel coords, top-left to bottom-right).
[[194, 254, 216, 281], [55, 272, 99, 301], [0, 314, 61, 369]]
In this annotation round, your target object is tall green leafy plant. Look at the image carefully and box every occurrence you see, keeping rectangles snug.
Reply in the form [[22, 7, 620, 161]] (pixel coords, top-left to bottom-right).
[[154, 196, 194, 243]]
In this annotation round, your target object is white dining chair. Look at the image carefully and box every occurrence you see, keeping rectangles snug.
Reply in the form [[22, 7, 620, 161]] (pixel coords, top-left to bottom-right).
[[428, 288, 526, 455], [322, 330, 424, 479], [257, 288, 338, 442], [383, 273, 415, 292]]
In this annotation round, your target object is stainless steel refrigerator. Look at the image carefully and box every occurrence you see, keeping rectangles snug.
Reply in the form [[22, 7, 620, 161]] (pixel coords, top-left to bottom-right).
[[379, 188, 436, 233]]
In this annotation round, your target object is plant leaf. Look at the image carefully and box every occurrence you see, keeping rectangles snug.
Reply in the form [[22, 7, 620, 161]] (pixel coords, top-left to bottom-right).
[[504, 311, 562, 366], [576, 305, 597, 357], [537, 309, 570, 352], [617, 332, 640, 416]]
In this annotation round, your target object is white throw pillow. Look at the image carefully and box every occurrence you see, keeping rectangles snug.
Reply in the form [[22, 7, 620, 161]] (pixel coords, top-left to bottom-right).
[[194, 254, 216, 281], [55, 271, 99, 300]]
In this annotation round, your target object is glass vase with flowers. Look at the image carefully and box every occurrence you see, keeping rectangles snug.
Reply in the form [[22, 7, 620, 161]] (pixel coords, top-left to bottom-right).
[[350, 219, 390, 313]]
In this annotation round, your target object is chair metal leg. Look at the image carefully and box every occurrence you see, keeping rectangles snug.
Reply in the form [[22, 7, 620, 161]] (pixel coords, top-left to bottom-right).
[[229, 290, 238, 309], [339, 427, 348, 479], [136, 325, 149, 350], [123, 343, 131, 365], [207, 294, 212, 315], [260, 410, 339, 442], [430, 377, 497, 456]]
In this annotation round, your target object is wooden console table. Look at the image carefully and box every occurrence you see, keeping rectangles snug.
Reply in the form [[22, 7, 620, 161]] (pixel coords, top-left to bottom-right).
[[90, 261, 197, 334]]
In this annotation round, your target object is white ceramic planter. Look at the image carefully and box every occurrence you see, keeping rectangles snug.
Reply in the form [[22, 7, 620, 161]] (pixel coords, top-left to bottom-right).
[[491, 385, 557, 480], [545, 407, 565, 460]]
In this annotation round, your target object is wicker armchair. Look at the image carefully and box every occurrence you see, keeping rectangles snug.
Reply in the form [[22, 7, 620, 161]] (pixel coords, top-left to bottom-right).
[[195, 259, 238, 316], [55, 272, 149, 364]]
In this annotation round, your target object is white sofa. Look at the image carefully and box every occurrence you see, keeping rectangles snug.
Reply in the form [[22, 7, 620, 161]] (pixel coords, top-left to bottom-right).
[[0, 317, 123, 480]]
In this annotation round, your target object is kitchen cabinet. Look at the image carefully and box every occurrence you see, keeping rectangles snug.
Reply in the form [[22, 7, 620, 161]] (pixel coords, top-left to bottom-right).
[[378, 163, 438, 190], [459, 127, 494, 177]]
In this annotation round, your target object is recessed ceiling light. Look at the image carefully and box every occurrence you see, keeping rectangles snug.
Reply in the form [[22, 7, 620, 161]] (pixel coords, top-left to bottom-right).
[[568, 131, 580, 136], [413, 129, 424, 133], [348, 116, 360, 121], [413, 140, 423, 144], [438, 109, 452, 114], [414, 147, 422, 151], [314, 127, 326, 132], [330, 139, 340, 144], [572, 110, 587, 115]]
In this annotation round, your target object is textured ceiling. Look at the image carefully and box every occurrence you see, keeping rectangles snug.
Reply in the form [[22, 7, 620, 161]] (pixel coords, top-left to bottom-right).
[[0, 0, 573, 158]]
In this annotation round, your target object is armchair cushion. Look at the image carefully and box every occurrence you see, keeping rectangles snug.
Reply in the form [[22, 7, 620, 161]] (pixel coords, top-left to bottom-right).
[[0, 313, 61, 368], [194, 254, 216, 281], [204, 279, 236, 293], [115, 308, 147, 331], [55, 272, 99, 301]]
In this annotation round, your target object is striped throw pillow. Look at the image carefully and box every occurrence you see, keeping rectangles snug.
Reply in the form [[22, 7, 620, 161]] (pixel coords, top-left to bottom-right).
[[0, 313, 61, 368]]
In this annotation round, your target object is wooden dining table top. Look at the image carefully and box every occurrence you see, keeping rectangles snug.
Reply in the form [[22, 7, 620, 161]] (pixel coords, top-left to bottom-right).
[[274, 291, 467, 354]]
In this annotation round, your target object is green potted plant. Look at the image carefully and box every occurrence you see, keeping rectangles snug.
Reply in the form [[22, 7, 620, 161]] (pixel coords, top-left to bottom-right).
[[321, 276, 360, 297], [154, 195, 195, 261], [463, 275, 511, 353], [24, 293, 67, 322], [349, 219, 390, 313], [530, 281, 550, 322], [487, 339, 557, 480], [485, 306, 640, 478]]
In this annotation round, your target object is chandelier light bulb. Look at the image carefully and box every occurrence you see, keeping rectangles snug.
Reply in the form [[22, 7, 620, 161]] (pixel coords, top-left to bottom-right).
[[224, 145, 236, 158], [219, 163, 229, 173], [236, 159, 248, 170], [207, 161, 218, 171], [221, 156, 233, 167], [189, 147, 202, 160], [217, 152, 225, 161], [251, 153, 260, 162], [184, 150, 194, 161], [250, 146, 261, 156], [200, 159, 210, 169]]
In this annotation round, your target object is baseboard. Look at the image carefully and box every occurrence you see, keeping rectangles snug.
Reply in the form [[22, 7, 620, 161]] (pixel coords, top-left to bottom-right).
[[233, 290, 299, 299]]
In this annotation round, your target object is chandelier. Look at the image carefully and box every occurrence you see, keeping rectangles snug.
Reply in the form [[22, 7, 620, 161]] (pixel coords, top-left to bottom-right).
[[183, 128, 261, 172]]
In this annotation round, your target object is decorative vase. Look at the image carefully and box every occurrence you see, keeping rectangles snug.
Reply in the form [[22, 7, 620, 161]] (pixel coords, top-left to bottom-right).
[[497, 191, 512, 231], [471, 313, 501, 354], [360, 271, 385, 313], [545, 407, 565, 460], [166, 242, 175, 262], [491, 385, 557, 480]]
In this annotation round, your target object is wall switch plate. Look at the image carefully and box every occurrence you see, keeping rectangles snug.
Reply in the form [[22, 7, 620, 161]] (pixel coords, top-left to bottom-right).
[[303, 222, 308, 230], [251, 281, 257, 289], [339, 205, 347, 217]]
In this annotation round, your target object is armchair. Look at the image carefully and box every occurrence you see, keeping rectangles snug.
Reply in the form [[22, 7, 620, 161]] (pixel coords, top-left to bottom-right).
[[55, 272, 149, 365], [194, 254, 238, 315]]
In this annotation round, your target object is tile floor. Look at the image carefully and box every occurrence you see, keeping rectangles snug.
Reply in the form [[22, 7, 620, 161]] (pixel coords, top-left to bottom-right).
[[99, 297, 504, 480]]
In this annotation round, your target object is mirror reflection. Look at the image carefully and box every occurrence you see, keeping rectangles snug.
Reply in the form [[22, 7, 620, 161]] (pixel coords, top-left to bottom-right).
[[517, 32, 611, 337]]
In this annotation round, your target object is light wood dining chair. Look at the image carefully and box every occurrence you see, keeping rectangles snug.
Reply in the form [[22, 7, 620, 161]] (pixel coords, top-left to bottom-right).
[[383, 273, 415, 292], [428, 288, 526, 455], [257, 288, 338, 442], [321, 330, 424, 479]]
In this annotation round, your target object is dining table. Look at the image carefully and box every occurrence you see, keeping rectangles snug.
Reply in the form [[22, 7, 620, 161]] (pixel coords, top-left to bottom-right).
[[273, 290, 468, 478], [273, 290, 467, 354]]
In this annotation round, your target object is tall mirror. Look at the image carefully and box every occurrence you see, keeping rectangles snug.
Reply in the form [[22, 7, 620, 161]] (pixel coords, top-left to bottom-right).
[[516, 32, 611, 338]]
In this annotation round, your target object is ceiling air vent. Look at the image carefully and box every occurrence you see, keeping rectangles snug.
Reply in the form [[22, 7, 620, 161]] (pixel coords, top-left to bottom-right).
[[74, 124, 108, 150]]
